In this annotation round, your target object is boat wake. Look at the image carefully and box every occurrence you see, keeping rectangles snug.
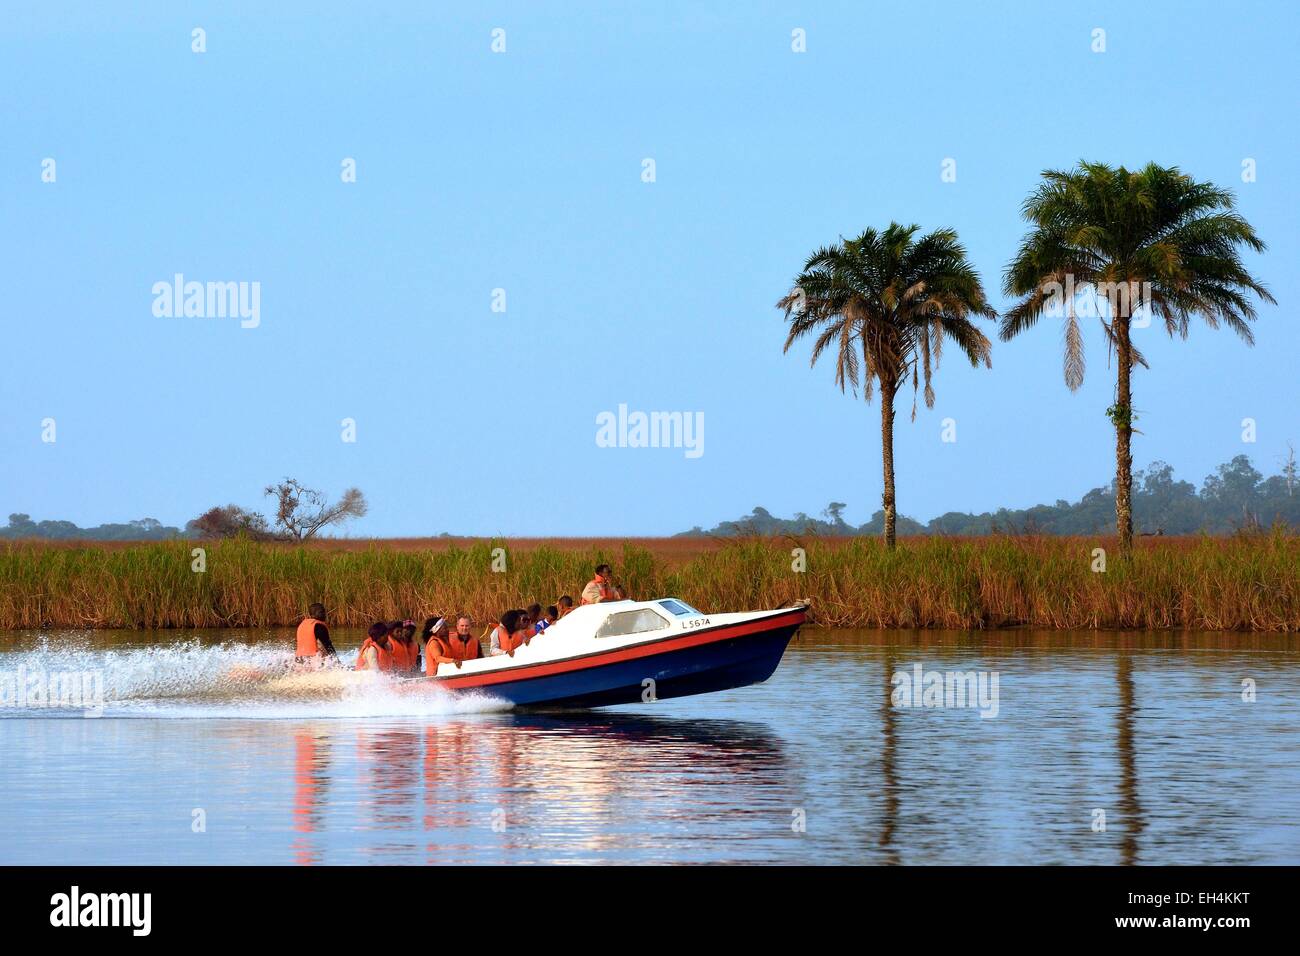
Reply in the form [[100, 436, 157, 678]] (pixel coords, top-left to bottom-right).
[[0, 638, 511, 719]]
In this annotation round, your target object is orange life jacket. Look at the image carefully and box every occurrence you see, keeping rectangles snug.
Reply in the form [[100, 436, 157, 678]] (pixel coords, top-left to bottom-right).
[[296, 618, 323, 657], [493, 625, 528, 655], [451, 634, 481, 661], [388, 636, 418, 671], [426, 634, 481, 673], [354, 638, 393, 672], [425, 638, 444, 674], [581, 575, 613, 605]]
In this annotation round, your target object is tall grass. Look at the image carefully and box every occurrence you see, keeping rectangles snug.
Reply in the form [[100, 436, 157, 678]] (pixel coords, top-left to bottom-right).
[[0, 533, 1296, 631]]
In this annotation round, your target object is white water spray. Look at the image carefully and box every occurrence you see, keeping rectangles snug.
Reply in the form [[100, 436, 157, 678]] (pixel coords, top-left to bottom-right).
[[0, 637, 510, 719]]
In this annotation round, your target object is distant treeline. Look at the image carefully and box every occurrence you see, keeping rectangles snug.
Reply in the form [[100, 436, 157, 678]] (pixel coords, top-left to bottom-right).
[[678, 455, 1300, 537], [1, 477, 366, 543], [6, 454, 1297, 541], [0, 514, 184, 541]]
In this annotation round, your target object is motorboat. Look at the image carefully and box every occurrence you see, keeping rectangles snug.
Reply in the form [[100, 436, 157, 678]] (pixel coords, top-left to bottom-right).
[[402, 598, 806, 708]]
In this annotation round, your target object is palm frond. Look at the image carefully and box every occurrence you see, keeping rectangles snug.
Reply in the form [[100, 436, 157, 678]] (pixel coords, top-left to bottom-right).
[[1003, 160, 1274, 387]]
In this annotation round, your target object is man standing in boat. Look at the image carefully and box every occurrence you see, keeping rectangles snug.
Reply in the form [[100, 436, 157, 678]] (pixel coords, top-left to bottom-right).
[[581, 564, 619, 605], [295, 602, 339, 665]]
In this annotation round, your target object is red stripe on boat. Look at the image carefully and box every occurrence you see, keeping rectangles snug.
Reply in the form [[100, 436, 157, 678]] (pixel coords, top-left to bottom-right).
[[431, 608, 806, 690]]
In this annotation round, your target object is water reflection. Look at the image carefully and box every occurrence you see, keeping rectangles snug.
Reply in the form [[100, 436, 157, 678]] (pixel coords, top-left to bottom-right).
[[1114, 651, 1144, 866], [291, 729, 328, 866], [2, 628, 1298, 864], [878, 651, 899, 864], [282, 713, 791, 865]]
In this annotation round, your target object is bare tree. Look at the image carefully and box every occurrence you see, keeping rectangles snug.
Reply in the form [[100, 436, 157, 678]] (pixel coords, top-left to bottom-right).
[[1282, 443, 1297, 497], [264, 479, 368, 541]]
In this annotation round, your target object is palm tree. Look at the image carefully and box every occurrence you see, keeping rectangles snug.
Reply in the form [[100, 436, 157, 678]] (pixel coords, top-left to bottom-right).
[[1002, 162, 1274, 555], [778, 224, 995, 548]]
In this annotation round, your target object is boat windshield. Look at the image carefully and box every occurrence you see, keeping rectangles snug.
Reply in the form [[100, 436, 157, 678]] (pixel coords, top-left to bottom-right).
[[595, 608, 670, 639], [658, 599, 700, 617]]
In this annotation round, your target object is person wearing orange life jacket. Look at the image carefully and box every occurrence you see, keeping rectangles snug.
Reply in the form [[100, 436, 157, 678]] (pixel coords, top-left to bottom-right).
[[556, 595, 575, 619], [451, 617, 482, 659], [355, 622, 394, 672], [425, 616, 482, 673], [387, 619, 420, 672], [580, 565, 617, 605], [488, 609, 530, 657], [295, 602, 339, 665], [418, 615, 448, 671]]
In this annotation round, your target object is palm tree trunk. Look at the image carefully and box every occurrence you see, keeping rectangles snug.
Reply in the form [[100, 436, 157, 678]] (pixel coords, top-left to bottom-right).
[[880, 376, 897, 549], [1114, 319, 1134, 556]]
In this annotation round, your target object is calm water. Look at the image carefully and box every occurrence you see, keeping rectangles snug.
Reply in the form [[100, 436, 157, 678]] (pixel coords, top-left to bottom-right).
[[1, 628, 1297, 865]]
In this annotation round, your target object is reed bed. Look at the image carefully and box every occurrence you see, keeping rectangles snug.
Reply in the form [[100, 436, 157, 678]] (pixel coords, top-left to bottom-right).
[[0, 533, 1296, 631]]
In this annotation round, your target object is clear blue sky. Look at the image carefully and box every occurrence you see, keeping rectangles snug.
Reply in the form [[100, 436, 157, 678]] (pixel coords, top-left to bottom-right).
[[2, 1, 1297, 536]]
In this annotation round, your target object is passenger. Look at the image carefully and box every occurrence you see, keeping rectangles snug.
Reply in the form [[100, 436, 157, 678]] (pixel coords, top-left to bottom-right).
[[387, 618, 420, 672], [420, 615, 448, 645], [511, 609, 535, 649], [485, 611, 509, 657], [355, 622, 394, 672], [527, 603, 547, 635], [453, 616, 481, 658], [612, 586, 629, 600], [580, 564, 616, 605], [544, 605, 559, 628], [419, 615, 446, 671], [488, 609, 527, 657], [556, 596, 575, 619], [295, 602, 339, 664], [426, 616, 482, 673]]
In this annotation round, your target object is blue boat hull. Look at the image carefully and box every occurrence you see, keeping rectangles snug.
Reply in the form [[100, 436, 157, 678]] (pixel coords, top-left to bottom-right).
[[451, 622, 800, 710]]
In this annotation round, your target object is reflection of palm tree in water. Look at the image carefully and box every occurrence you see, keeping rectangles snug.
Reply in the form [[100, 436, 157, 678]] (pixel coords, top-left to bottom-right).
[[878, 652, 900, 864], [1115, 651, 1145, 865]]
